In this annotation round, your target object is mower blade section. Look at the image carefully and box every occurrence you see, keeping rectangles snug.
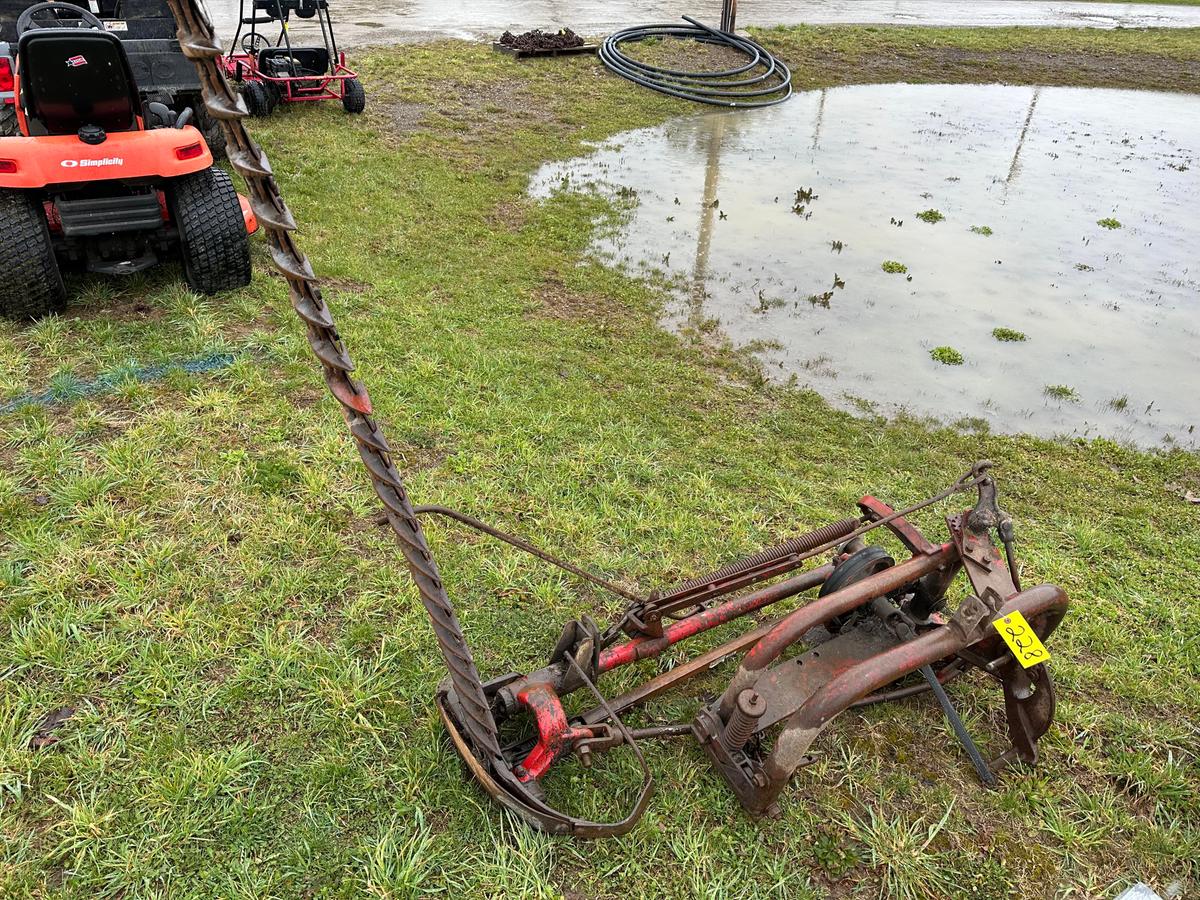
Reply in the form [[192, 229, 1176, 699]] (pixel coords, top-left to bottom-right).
[[248, 194, 298, 232], [164, 0, 505, 771]]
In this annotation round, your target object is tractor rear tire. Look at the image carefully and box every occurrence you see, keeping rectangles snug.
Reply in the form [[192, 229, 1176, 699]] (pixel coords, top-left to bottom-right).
[[0, 190, 66, 320], [342, 78, 365, 114], [170, 168, 252, 295], [242, 81, 272, 117], [0, 104, 18, 137]]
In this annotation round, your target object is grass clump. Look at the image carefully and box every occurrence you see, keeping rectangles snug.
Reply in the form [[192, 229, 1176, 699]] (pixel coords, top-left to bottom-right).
[[1045, 384, 1081, 402], [916, 208, 945, 224], [992, 327, 1028, 342], [881, 260, 908, 274], [930, 346, 965, 365], [1097, 217, 1123, 229], [970, 225, 993, 236]]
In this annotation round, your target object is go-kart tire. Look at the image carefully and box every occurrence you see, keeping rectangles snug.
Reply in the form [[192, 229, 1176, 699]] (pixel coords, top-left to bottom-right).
[[0, 104, 18, 137], [0, 190, 66, 320], [264, 81, 283, 112], [169, 168, 252, 295], [342, 77, 365, 114], [242, 81, 272, 117]]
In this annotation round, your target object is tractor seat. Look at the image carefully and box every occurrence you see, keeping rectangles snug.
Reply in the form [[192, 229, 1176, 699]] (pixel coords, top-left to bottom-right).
[[257, 46, 329, 77], [18, 29, 138, 135]]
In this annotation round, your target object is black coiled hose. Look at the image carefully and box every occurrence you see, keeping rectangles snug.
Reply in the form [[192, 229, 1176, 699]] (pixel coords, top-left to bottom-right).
[[599, 16, 792, 108]]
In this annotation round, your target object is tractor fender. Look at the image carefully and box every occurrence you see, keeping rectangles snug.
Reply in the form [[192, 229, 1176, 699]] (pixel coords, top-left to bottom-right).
[[0, 125, 212, 188]]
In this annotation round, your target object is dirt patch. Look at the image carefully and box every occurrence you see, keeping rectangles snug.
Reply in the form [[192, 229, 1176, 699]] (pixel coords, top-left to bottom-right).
[[622, 36, 753, 76], [488, 199, 529, 232], [385, 99, 429, 136], [528, 277, 626, 324], [784, 45, 1200, 94]]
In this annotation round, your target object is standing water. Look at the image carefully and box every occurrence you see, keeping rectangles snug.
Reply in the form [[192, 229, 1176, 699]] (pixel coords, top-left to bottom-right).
[[530, 85, 1199, 447]]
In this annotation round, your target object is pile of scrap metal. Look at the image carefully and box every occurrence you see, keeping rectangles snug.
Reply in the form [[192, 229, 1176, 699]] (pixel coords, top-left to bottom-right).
[[165, 0, 1067, 839]]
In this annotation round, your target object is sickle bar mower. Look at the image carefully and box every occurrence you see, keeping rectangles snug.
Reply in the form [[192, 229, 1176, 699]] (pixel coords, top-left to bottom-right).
[[165, 0, 1068, 839], [431, 465, 1067, 834]]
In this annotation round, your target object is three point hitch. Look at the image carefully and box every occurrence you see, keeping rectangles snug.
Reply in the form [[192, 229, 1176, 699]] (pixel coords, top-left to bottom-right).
[[434, 462, 1067, 836]]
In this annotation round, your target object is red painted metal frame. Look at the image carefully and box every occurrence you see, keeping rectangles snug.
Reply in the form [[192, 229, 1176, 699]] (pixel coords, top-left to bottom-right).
[[223, 51, 357, 104]]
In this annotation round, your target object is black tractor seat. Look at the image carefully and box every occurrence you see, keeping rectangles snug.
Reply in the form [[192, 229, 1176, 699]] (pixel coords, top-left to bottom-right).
[[257, 45, 329, 77], [18, 28, 139, 135]]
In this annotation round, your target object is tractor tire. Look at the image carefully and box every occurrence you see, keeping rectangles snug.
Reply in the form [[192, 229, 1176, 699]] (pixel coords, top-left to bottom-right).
[[0, 190, 66, 320], [193, 104, 227, 161], [342, 78, 365, 114], [0, 103, 18, 137], [169, 168, 252, 295], [242, 81, 272, 118]]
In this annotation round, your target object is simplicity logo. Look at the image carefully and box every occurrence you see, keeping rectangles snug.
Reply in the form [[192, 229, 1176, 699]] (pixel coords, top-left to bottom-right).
[[60, 158, 125, 168]]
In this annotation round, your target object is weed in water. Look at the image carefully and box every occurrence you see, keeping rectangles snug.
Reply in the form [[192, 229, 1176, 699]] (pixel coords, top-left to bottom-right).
[[1097, 217, 1123, 229], [881, 260, 908, 274], [916, 208, 945, 224], [930, 346, 965, 365], [970, 225, 993, 236], [1045, 384, 1081, 402], [992, 327, 1028, 342]]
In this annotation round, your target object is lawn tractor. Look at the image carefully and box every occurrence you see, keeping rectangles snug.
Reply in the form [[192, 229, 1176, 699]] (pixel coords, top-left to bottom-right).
[[223, 0, 363, 117], [166, 0, 1069, 838], [0, 2, 255, 319], [1, 0, 227, 155]]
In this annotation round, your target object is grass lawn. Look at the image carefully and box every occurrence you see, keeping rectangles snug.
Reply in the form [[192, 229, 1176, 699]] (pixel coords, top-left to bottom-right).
[[2, 25, 1198, 900]]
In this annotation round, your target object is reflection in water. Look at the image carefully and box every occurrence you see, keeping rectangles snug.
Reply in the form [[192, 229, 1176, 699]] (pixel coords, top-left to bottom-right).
[[530, 84, 1200, 447]]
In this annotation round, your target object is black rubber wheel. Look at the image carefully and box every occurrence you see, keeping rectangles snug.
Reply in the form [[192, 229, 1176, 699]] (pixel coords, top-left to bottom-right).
[[0, 190, 66, 320], [342, 77, 365, 114], [0, 103, 18, 137], [242, 81, 272, 117], [169, 168, 251, 295], [818, 545, 895, 632], [192, 104, 227, 161], [264, 80, 282, 112]]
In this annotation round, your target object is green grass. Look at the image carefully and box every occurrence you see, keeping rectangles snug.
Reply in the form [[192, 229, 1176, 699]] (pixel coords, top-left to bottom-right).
[[993, 328, 1029, 343], [1, 28, 1199, 900], [971, 225, 994, 236], [1045, 385, 1083, 402], [1098, 217, 1124, 230], [916, 209, 945, 224], [930, 346, 965, 365], [881, 260, 908, 274]]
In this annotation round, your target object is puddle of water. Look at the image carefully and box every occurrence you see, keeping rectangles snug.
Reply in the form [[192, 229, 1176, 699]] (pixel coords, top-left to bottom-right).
[[530, 84, 1200, 448]]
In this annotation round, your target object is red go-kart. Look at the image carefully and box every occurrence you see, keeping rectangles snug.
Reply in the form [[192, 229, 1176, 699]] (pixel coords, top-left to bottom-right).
[[0, 2, 256, 318], [223, 0, 364, 117]]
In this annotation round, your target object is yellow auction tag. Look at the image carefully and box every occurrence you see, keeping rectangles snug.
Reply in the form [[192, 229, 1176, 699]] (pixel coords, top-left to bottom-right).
[[993, 611, 1050, 668]]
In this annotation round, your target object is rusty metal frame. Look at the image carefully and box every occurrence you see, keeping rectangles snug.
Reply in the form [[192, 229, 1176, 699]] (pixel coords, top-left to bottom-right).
[[163, 1, 1069, 838]]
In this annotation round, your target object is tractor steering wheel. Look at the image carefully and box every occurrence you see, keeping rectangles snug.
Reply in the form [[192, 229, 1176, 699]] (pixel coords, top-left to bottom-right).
[[16, 2, 105, 36]]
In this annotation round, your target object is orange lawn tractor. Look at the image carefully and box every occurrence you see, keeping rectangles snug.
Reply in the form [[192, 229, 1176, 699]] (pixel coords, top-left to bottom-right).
[[0, 2, 256, 319]]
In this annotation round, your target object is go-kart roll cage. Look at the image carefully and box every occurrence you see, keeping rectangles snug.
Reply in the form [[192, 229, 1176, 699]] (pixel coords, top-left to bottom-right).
[[163, 0, 1068, 840], [224, 0, 354, 103]]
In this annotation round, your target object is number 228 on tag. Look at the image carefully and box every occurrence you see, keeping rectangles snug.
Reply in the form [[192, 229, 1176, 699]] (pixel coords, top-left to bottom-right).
[[993, 611, 1050, 668]]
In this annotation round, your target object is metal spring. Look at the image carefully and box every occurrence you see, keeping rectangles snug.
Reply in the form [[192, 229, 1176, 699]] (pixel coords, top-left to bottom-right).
[[660, 517, 859, 601], [723, 689, 766, 750]]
